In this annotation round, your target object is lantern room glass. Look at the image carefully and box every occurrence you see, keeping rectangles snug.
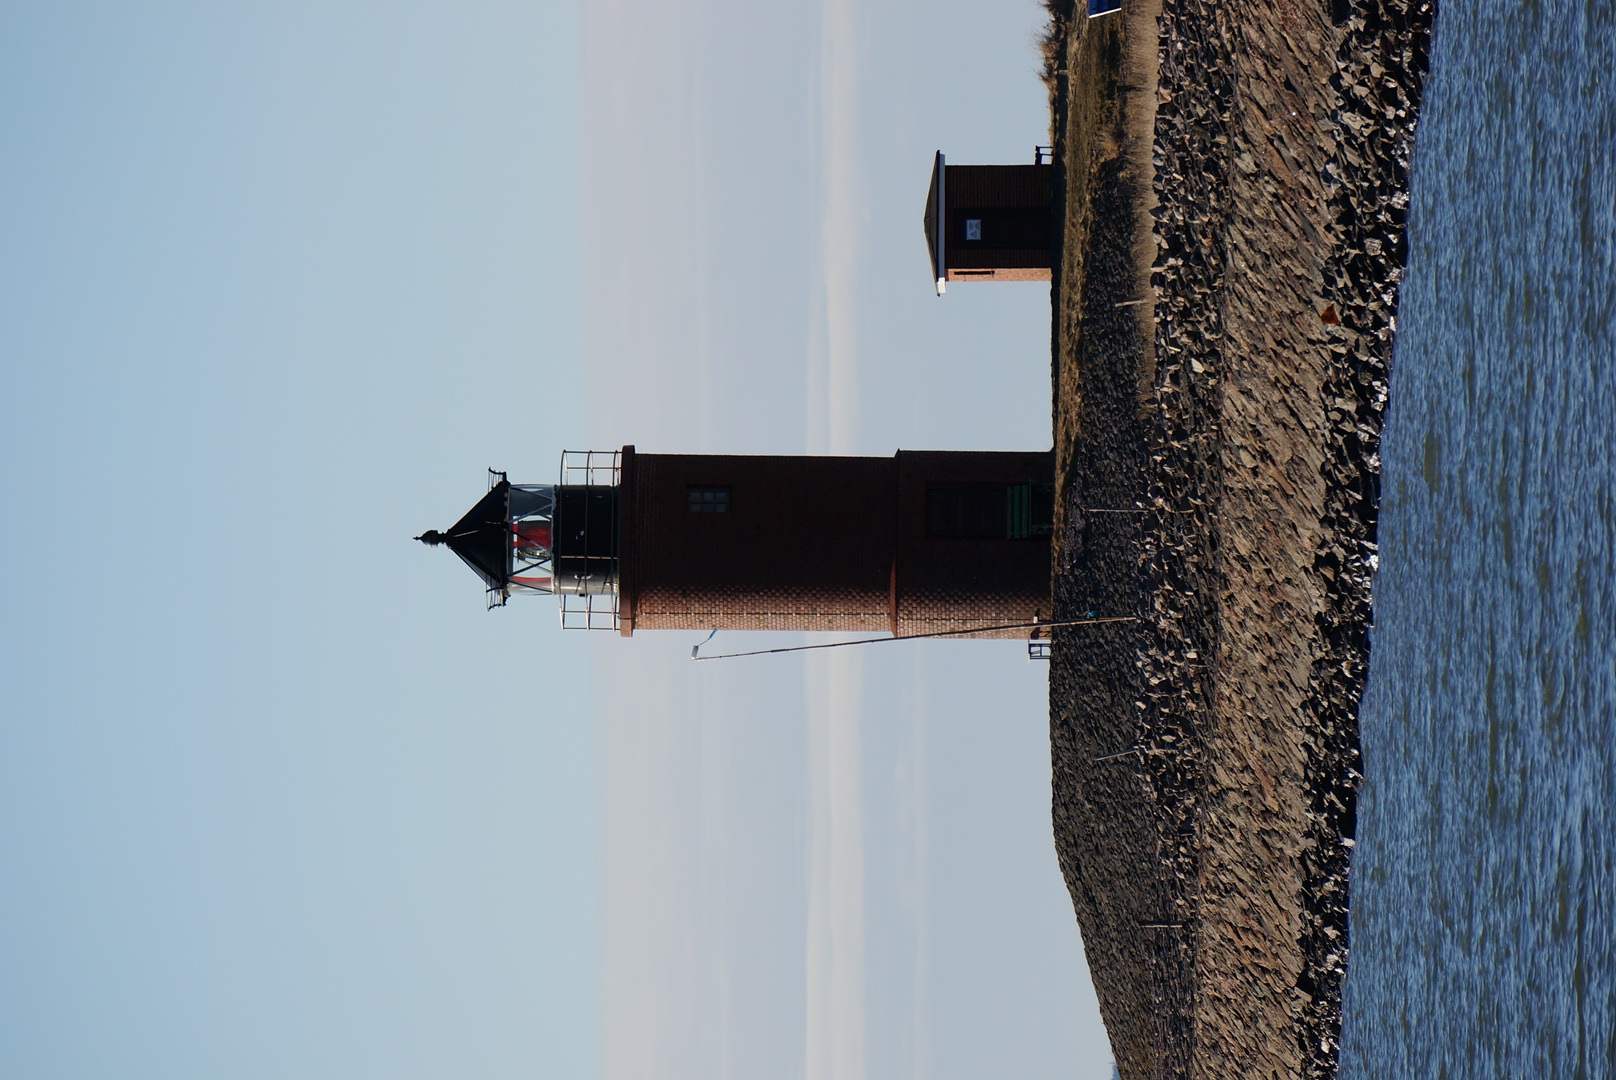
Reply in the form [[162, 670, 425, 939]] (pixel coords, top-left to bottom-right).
[[508, 484, 557, 595]]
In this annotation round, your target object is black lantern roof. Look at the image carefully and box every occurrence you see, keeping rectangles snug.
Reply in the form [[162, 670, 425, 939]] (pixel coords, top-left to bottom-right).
[[417, 478, 510, 593], [924, 150, 945, 294]]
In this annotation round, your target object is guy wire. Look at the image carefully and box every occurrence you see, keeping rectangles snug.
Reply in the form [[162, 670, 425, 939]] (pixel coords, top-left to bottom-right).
[[690, 615, 1135, 661]]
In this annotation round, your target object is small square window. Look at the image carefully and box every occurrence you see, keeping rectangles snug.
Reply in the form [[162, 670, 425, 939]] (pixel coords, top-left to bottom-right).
[[964, 218, 982, 241], [687, 486, 731, 513]]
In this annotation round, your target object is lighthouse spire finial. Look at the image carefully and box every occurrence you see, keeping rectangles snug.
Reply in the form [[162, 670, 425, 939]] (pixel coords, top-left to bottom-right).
[[415, 530, 446, 546]]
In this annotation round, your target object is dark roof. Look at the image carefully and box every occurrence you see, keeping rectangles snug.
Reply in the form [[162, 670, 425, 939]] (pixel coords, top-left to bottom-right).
[[430, 480, 510, 592], [924, 151, 945, 293]]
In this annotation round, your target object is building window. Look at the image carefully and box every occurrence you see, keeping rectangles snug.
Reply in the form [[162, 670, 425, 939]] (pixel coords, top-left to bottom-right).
[[964, 218, 982, 241], [687, 486, 731, 513], [927, 483, 1005, 538], [926, 482, 1053, 539], [1009, 482, 1056, 539]]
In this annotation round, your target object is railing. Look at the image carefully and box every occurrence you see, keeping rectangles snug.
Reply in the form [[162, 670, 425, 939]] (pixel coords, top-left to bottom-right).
[[556, 449, 622, 631], [559, 448, 621, 487], [560, 591, 619, 631], [1028, 625, 1052, 661]]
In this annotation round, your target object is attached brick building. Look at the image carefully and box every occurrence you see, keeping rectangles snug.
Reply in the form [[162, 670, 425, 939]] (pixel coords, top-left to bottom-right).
[[419, 447, 1054, 640], [924, 152, 1055, 294]]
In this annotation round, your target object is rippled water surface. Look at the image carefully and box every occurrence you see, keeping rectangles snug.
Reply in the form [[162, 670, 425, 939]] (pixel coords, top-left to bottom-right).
[[1338, 0, 1616, 1074]]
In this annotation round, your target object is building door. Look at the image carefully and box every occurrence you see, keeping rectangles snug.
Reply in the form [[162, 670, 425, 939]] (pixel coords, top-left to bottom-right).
[[951, 207, 1049, 250]]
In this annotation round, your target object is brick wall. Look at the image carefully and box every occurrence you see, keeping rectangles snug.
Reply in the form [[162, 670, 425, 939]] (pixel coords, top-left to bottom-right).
[[618, 448, 1053, 638], [945, 164, 1055, 276], [894, 450, 1054, 637]]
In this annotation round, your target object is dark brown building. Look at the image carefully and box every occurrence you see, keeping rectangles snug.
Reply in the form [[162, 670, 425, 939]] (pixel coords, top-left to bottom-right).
[[923, 152, 1055, 294], [419, 448, 1054, 639]]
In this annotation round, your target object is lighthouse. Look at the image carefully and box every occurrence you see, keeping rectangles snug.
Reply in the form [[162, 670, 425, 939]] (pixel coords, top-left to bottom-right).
[[419, 447, 1054, 639]]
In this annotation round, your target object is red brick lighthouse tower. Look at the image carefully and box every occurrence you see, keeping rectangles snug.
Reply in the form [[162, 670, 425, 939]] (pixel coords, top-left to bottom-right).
[[418, 447, 1053, 639]]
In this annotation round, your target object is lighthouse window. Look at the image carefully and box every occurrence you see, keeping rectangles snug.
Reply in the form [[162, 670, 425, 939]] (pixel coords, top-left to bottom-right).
[[964, 218, 982, 241], [687, 486, 731, 513]]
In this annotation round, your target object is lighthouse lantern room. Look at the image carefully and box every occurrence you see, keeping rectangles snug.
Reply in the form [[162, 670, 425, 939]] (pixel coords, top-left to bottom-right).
[[415, 451, 622, 628]]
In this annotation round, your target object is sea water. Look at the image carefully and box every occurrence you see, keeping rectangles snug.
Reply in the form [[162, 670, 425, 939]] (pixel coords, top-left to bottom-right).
[[1338, 0, 1616, 1074]]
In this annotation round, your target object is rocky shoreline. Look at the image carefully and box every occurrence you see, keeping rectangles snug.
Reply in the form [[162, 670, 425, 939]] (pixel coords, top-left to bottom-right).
[[1043, 0, 1433, 1076]]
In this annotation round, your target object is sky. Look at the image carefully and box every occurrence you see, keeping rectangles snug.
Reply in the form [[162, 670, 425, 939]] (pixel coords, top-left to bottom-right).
[[581, 0, 1110, 1077], [0, 2, 1111, 1078]]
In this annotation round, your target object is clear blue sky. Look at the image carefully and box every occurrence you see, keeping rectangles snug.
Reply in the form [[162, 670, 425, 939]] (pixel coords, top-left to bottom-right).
[[1, 3, 593, 1078], [1, 2, 1113, 1078]]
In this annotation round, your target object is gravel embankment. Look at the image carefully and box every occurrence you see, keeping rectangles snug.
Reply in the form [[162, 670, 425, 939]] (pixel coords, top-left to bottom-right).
[[1044, 0, 1433, 1075]]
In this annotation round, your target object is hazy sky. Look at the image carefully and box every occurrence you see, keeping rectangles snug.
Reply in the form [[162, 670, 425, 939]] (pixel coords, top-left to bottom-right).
[[1, 1, 1111, 1078], [582, 1, 1110, 1078]]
